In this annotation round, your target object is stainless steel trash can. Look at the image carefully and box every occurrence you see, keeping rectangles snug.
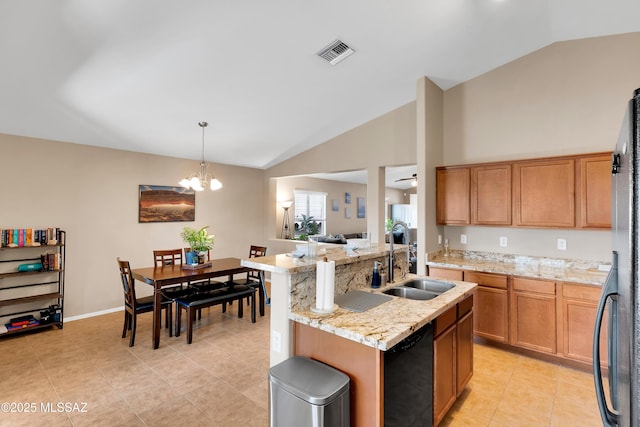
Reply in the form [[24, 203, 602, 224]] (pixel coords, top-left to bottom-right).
[[269, 356, 350, 427]]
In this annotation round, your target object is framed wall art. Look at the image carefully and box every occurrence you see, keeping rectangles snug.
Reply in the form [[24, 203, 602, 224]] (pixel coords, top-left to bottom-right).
[[138, 185, 195, 223], [332, 199, 339, 212], [357, 197, 366, 218], [345, 192, 351, 204]]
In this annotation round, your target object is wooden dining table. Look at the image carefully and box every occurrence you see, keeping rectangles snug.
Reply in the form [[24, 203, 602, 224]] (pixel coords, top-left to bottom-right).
[[131, 257, 250, 349]]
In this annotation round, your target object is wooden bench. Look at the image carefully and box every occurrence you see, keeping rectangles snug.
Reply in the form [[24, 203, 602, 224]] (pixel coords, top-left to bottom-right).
[[175, 284, 256, 344]]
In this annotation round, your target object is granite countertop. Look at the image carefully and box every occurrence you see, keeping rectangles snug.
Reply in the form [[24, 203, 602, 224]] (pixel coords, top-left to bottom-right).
[[426, 250, 609, 286], [289, 275, 477, 351], [242, 243, 392, 274]]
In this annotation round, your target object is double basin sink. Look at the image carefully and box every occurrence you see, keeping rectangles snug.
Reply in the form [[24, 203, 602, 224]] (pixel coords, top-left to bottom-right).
[[383, 278, 455, 300]]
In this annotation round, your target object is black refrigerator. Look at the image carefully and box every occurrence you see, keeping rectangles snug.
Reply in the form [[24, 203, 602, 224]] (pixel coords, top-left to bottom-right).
[[594, 87, 640, 427]]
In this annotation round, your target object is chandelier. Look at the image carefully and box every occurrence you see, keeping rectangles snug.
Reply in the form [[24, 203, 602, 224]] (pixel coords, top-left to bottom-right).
[[179, 121, 222, 191]]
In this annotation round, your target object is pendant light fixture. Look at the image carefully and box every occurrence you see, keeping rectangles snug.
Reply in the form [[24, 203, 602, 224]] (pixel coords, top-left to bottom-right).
[[179, 121, 222, 191]]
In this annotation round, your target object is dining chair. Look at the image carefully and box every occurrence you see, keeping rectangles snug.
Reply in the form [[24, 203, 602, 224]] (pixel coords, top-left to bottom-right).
[[153, 249, 193, 300], [228, 245, 269, 316], [117, 258, 173, 347]]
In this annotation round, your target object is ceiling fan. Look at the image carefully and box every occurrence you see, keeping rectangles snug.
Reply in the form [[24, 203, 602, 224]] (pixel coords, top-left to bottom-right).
[[395, 173, 418, 186]]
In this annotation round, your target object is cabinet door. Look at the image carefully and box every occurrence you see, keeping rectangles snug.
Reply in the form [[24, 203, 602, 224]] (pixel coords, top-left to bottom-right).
[[433, 324, 456, 427], [456, 310, 473, 396], [576, 154, 612, 229], [471, 164, 511, 225], [464, 271, 509, 343], [561, 283, 608, 366], [513, 158, 575, 227], [473, 286, 509, 343], [436, 167, 470, 225], [510, 278, 557, 354]]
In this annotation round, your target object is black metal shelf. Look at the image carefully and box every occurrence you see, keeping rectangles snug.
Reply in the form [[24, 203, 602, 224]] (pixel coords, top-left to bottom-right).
[[0, 230, 65, 339]]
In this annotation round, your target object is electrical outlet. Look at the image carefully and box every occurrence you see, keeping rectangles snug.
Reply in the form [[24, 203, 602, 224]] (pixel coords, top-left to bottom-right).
[[557, 238, 567, 251], [272, 330, 282, 353], [499, 236, 508, 247], [460, 234, 467, 244], [438, 235, 442, 245]]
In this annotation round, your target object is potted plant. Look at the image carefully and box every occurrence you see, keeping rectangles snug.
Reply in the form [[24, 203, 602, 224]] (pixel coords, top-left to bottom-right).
[[180, 226, 215, 264], [295, 214, 320, 240]]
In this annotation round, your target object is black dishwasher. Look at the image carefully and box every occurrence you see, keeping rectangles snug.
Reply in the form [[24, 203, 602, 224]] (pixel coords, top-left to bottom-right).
[[384, 322, 434, 427]]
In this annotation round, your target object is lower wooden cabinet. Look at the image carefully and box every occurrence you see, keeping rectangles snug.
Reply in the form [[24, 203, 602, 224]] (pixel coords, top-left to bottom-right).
[[433, 320, 456, 426], [456, 310, 474, 395], [429, 265, 605, 369], [433, 296, 474, 426], [465, 271, 509, 343], [510, 277, 557, 354], [561, 282, 607, 367]]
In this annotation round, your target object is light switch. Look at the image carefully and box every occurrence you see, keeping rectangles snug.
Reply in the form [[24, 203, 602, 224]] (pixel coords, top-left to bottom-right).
[[499, 236, 508, 247], [438, 235, 442, 245], [460, 234, 467, 244], [272, 330, 282, 352]]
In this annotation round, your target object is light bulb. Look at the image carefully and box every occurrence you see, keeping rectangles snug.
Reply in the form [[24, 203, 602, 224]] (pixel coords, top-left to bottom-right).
[[210, 178, 222, 191]]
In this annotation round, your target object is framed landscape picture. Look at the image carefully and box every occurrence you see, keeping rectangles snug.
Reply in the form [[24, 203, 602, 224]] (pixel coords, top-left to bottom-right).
[[138, 185, 195, 223]]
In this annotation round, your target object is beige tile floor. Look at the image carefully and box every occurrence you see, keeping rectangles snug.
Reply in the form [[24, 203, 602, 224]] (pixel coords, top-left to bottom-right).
[[0, 305, 603, 426]]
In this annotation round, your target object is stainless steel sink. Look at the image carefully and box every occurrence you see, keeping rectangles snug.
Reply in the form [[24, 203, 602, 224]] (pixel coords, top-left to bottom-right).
[[402, 279, 455, 294], [382, 278, 455, 300], [382, 287, 440, 300]]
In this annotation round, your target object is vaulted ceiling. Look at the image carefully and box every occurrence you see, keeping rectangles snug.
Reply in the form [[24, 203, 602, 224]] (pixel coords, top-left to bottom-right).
[[1, 1, 638, 169]]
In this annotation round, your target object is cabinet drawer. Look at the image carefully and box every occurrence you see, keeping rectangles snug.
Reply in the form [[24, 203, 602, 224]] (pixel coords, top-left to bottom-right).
[[435, 306, 457, 337], [458, 295, 473, 318], [428, 267, 463, 281], [463, 271, 507, 289], [562, 282, 602, 301], [513, 277, 555, 295]]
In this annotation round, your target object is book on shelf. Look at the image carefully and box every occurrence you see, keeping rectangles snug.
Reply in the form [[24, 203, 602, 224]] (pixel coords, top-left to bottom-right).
[[8, 315, 38, 329], [6, 320, 40, 331], [40, 252, 60, 271], [0, 227, 61, 247]]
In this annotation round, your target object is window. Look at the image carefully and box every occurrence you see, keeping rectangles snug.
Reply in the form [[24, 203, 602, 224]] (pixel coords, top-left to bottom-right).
[[293, 190, 326, 236]]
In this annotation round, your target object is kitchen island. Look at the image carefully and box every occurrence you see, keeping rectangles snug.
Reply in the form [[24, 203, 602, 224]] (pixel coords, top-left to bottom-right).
[[243, 244, 477, 426]]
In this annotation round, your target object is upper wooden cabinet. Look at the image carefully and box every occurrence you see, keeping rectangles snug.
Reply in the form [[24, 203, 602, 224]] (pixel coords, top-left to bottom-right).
[[576, 154, 612, 229], [513, 158, 575, 228], [471, 164, 512, 225], [436, 167, 470, 225], [436, 152, 611, 229]]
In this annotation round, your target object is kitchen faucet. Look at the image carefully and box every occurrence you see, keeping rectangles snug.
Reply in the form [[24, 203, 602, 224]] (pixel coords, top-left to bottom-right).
[[388, 221, 411, 283]]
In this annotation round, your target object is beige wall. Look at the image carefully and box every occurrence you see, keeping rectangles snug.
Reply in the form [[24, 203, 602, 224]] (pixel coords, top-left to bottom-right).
[[1, 134, 266, 318], [266, 101, 417, 248], [437, 32, 640, 262]]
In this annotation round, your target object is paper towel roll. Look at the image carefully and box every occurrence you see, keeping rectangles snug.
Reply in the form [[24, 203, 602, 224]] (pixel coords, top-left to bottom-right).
[[315, 261, 326, 310], [323, 260, 335, 310]]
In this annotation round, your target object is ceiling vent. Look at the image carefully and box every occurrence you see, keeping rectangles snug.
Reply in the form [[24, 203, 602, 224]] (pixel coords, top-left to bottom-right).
[[317, 39, 355, 66]]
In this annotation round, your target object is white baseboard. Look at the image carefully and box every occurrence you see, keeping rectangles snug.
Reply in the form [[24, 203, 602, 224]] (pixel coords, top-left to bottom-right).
[[64, 306, 123, 323]]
